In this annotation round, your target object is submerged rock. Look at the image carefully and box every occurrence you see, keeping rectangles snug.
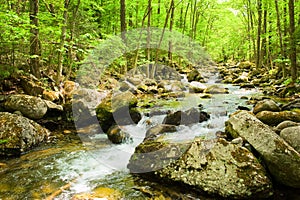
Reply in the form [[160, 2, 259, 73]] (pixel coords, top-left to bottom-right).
[[128, 137, 273, 199], [3, 94, 48, 119], [0, 112, 50, 156], [225, 110, 300, 188], [256, 110, 300, 126]]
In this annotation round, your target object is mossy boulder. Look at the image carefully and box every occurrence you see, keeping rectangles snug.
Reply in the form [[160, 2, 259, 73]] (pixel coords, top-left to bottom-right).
[[96, 91, 140, 132], [187, 69, 204, 82], [0, 112, 50, 156], [3, 94, 48, 119], [253, 99, 280, 114], [128, 136, 273, 199], [256, 111, 300, 126]]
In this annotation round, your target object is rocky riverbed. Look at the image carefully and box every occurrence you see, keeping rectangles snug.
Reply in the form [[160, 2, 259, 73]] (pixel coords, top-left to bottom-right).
[[0, 62, 300, 199]]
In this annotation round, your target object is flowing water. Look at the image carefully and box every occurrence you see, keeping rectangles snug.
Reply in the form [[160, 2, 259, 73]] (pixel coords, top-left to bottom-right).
[[0, 72, 262, 199]]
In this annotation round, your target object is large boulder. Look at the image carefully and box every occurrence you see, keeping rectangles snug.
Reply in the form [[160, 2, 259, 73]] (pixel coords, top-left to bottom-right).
[[0, 112, 50, 156], [128, 137, 273, 199], [3, 94, 48, 119], [253, 99, 280, 114], [280, 126, 300, 153], [225, 111, 300, 188], [256, 111, 300, 126]]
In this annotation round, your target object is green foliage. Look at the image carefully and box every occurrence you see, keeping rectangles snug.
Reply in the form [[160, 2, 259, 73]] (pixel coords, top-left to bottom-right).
[[0, 139, 8, 145]]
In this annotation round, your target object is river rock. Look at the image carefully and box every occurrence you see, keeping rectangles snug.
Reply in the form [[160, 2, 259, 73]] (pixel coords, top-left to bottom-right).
[[72, 187, 122, 200], [253, 99, 280, 114], [0, 112, 50, 156], [187, 69, 204, 82], [96, 91, 140, 132], [163, 108, 210, 126], [145, 124, 177, 141], [275, 121, 299, 134], [189, 81, 207, 93], [280, 126, 300, 153], [107, 125, 131, 144], [256, 110, 300, 126], [204, 85, 229, 94], [3, 94, 48, 119], [225, 110, 300, 188], [128, 137, 273, 199]]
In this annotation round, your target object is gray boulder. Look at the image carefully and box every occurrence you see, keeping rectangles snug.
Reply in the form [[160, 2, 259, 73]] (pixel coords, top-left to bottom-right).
[[280, 126, 300, 153], [3, 94, 48, 119], [0, 112, 50, 156], [275, 121, 299, 134], [253, 99, 280, 114], [225, 111, 300, 188], [128, 137, 273, 199], [204, 85, 229, 94]]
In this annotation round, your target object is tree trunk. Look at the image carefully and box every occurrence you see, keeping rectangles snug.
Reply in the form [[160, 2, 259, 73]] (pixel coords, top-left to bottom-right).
[[56, 0, 70, 84], [120, 0, 126, 42], [288, 0, 297, 82], [275, 0, 286, 77], [146, 0, 152, 61], [29, 0, 41, 78], [168, 0, 175, 63], [256, 0, 262, 68]]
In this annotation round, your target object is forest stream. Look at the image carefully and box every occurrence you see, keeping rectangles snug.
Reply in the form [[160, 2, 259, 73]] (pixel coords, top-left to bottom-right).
[[0, 70, 266, 200]]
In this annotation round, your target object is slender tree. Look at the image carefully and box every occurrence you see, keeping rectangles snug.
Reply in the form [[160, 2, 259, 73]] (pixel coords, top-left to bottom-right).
[[29, 0, 41, 78]]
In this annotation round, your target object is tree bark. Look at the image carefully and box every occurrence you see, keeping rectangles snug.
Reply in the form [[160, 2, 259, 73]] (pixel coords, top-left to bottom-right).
[[120, 0, 126, 42], [256, 0, 262, 68], [29, 0, 41, 78], [288, 0, 297, 82], [168, 0, 175, 63]]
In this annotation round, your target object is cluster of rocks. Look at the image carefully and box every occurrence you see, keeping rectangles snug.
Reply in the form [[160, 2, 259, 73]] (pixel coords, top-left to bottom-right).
[[0, 77, 74, 156], [127, 97, 300, 199], [218, 61, 300, 97]]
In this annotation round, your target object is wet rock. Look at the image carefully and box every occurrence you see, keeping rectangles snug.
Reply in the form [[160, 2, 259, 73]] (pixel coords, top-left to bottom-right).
[[187, 69, 204, 82], [189, 81, 207, 93], [113, 107, 142, 126], [0, 112, 50, 156], [225, 110, 300, 188], [199, 93, 212, 99], [280, 126, 300, 153], [256, 111, 300, 126], [253, 99, 280, 114], [163, 108, 210, 126], [107, 125, 131, 144], [3, 94, 48, 120], [275, 121, 299, 134], [128, 137, 273, 199], [204, 85, 229, 94], [240, 83, 255, 89], [96, 91, 140, 132], [145, 124, 177, 141]]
